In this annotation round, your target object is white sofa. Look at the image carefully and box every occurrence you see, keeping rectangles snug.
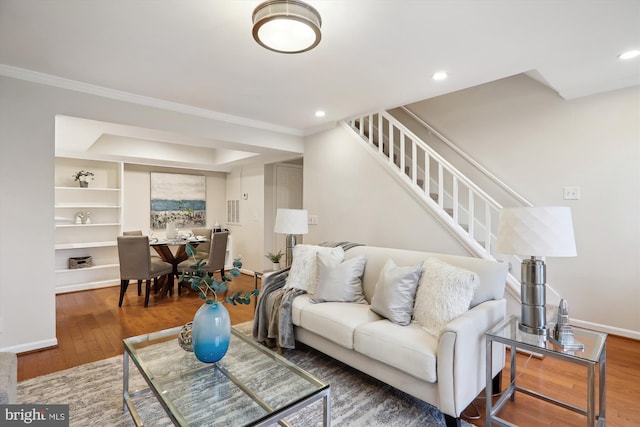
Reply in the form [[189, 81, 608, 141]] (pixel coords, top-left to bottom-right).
[[288, 245, 508, 427]]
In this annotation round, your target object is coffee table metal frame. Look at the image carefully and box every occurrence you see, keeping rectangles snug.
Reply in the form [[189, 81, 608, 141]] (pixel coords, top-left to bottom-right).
[[123, 326, 331, 426], [486, 315, 606, 427]]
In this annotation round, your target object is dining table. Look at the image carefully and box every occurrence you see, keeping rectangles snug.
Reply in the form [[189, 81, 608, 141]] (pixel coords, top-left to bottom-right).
[[149, 238, 207, 297]]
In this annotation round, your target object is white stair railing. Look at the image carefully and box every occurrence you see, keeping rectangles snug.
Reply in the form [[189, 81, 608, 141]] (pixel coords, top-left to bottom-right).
[[344, 112, 526, 299]]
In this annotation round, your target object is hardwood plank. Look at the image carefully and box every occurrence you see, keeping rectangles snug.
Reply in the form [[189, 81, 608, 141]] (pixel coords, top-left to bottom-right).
[[16, 275, 639, 427]]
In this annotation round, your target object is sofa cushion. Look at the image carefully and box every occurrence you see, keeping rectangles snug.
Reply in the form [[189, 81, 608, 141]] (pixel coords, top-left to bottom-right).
[[413, 257, 479, 337], [299, 302, 382, 349], [370, 258, 423, 326], [285, 245, 345, 292], [291, 293, 314, 326], [354, 321, 438, 383], [311, 254, 367, 304]]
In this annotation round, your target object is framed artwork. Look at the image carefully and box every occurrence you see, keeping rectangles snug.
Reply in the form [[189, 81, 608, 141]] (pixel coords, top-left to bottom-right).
[[150, 172, 206, 229]]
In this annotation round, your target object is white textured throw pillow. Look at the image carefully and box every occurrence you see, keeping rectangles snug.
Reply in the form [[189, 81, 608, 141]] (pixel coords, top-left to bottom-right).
[[413, 257, 479, 337], [370, 258, 423, 326], [285, 245, 345, 292], [311, 253, 367, 303]]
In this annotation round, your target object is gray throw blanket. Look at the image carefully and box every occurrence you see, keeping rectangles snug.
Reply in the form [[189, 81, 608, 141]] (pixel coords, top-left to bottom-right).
[[252, 241, 364, 350]]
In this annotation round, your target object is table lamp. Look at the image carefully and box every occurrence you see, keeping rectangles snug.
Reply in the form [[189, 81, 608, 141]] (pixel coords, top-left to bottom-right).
[[274, 208, 308, 267], [496, 206, 577, 337]]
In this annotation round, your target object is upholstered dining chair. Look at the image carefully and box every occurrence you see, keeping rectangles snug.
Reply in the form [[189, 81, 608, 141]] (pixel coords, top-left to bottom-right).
[[117, 235, 173, 307], [190, 227, 212, 259], [177, 231, 228, 296], [122, 230, 161, 295]]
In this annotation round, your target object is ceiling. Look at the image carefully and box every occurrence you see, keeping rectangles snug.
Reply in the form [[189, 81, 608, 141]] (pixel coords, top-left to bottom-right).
[[1, 0, 639, 170]]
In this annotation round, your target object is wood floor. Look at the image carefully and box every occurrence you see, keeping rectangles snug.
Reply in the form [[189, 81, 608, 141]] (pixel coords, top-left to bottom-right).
[[18, 275, 640, 427]]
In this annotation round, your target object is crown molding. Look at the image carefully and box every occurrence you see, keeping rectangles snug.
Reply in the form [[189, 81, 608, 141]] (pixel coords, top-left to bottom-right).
[[0, 63, 304, 136]]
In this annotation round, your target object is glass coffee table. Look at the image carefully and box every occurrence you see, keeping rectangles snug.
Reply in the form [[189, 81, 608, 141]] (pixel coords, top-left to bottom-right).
[[123, 326, 331, 426]]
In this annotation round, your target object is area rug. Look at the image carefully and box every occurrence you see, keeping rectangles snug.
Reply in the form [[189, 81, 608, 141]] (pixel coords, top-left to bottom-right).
[[17, 322, 476, 426]]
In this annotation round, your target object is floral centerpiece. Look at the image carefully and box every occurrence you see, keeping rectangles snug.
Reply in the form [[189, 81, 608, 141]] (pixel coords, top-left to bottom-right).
[[72, 170, 95, 187], [178, 243, 258, 363]]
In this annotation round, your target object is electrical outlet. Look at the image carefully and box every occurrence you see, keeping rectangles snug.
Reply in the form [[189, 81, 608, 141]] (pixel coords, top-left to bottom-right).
[[563, 186, 580, 200]]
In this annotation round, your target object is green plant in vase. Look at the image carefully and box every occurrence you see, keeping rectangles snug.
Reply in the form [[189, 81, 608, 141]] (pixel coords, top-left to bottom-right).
[[179, 243, 258, 363], [265, 250, 284, 269]]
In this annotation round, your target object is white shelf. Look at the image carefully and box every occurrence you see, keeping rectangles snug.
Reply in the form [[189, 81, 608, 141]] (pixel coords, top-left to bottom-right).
[[55, 186, 120, 192], [55, 157, 123, 294], [55, 241, 117, 250], [56, 223, 120, 228], [56, 204, 120, 208], [55, 263, 119, 274]]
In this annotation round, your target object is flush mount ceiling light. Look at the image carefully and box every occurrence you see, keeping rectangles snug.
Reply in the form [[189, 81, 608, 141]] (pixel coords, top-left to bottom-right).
[[252, 0, 322, 54]]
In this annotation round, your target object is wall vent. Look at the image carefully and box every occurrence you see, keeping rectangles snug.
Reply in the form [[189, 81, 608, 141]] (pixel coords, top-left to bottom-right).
[[227, 200, 240, 224]]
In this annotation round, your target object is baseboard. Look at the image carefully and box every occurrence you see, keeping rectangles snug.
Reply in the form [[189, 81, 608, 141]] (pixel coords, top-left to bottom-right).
[[571, 318, 640, 341], [0, 338, 58, 354], [56, 281, 117, 294]]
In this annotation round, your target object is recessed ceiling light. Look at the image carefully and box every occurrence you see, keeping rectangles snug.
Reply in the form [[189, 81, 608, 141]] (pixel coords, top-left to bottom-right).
[[315, 110, 326, 118], [618, 49, 640, 60], [432, 71, 448, 81]]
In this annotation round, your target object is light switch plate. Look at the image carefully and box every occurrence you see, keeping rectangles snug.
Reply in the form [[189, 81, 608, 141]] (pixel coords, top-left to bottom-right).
[[308, 214, 319, 225], [563, 186, 580, 200]]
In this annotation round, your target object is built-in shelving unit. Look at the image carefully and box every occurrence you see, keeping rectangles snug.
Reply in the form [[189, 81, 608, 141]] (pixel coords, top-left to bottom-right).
[[55, 157, 123, 293]]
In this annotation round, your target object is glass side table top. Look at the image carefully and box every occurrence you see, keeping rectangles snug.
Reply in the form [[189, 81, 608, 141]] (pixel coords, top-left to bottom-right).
[[486, 315, 607, 363], [123, 326, 329, 426]]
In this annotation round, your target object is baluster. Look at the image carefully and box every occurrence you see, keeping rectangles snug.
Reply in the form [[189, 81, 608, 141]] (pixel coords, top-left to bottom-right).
[[424, 152, 431, 196], [452, 176, 459, 223], [468, 189, 475, 238], [400, 133, 406, 174], [438, 164, 444, 209], [485, 204, 492, 252], [412, 140, 418, 185], [389, 123, 395, 165], [378, 114, 384, 155]]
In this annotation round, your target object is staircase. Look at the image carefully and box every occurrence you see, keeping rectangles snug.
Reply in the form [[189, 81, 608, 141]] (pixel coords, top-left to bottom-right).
[[343, 111, 529, 300]]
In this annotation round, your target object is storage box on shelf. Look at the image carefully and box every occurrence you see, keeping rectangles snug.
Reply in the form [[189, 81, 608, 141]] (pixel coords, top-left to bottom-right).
[[55, 157, 123, 293]]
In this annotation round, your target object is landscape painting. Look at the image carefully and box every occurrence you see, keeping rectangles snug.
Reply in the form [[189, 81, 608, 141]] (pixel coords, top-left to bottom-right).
[[150, 172, 206, 229]]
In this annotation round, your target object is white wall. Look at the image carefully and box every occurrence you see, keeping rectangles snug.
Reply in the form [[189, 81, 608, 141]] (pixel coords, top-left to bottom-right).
[[225, 164, 265, 273], [0, 75, 291, 352], [405, 75, 640, 336], [304, 126, 468, 255], [332, 74, 640, 337]]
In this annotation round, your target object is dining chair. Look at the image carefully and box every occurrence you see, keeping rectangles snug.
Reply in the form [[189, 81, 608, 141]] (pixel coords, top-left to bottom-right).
[[177, 231, 228, 296], [117, 235, 174, 307], [122, 230, 161, 295], [190, 227, 212, 259]]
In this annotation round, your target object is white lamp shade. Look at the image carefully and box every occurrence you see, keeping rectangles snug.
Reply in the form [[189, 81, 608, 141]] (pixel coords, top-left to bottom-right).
[[496, 206, 577, 257], [274, 208, 308, 234]]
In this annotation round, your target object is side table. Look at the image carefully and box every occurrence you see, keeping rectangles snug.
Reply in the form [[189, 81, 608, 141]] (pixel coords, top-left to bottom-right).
[[486, 315, 606, 427], [253, 269, 276, 290]]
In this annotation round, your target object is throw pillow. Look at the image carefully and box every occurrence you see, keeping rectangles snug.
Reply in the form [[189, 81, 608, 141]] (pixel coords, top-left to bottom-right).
[[310, 253, 367, 303], [413, 257, 479, 337], [370, 258, 423, 326], [285, 245, 345, 292]]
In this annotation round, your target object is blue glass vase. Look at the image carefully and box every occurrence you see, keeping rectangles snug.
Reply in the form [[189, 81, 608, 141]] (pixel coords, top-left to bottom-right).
[[192, 300, 231, 363]]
